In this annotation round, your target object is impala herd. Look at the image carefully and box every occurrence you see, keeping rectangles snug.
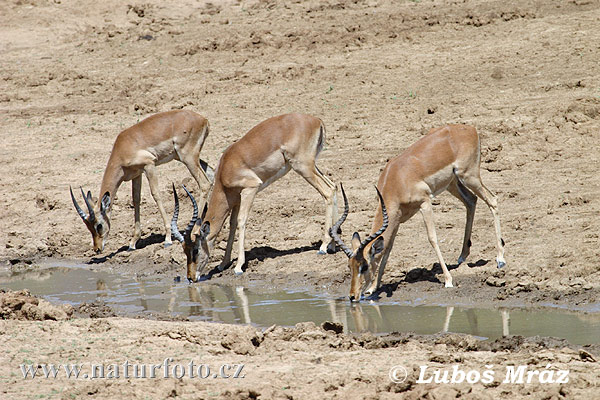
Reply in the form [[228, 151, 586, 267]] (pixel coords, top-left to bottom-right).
[[71, 111, 505, 302]]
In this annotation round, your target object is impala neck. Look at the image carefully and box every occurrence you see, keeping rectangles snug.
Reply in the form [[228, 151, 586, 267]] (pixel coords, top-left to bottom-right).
[[96, 161, 125, 213], [203, 182, 231, 246]]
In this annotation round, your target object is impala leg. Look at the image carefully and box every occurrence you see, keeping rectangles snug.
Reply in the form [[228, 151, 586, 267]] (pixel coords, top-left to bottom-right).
[[447, 180, 477, 265], [233, 187, 259, 275], [460, 175, 506, 268], [129, 175, 143, 250], [420, 200, 453, 288], [235, 286, 252, 324], [501, 309, 510, 336], [220, 204, 240, 271], [294, 164, 337, 254], [364, 205, 408, 296], [181, 155, 212, 200], [144, 164, 172, 247], [443, 306, 455, 333]]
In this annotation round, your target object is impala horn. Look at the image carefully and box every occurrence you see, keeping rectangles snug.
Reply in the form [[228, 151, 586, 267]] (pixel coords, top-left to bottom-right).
[[81, 187, 95, 221], [329, 183, 354, 258], [356, 187, 389, 257], [70, 186, 87, 220], [329, 183, 389, 259], [171, 184, 199, 243]]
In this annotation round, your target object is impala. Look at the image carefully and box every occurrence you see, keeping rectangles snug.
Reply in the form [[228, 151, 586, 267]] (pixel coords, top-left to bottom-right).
[[170, 113, 338, 282], [70, 110, 212, 253], [330, 124, 506, 301]]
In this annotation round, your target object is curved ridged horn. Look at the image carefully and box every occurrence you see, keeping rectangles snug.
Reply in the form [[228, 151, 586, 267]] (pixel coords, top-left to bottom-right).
[[357, 186, 388, 254], [182, 184, 198, 239], [70, 186, 87, 220], [329, 183, 354, 258], [171, 183, 185, 243], [81, 187, 95, 221]]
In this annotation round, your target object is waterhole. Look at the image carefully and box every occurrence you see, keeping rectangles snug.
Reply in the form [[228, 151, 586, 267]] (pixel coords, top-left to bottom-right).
[[2, 265, 599, 345]]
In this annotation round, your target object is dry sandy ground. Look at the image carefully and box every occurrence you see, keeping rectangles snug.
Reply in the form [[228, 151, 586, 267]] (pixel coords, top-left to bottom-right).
[[1, 0, 600, 397], [1, 290, 599, 399]]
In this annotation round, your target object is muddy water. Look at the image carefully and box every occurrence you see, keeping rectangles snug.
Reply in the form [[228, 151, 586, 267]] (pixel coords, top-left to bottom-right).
[[2, 265, 600, 345]]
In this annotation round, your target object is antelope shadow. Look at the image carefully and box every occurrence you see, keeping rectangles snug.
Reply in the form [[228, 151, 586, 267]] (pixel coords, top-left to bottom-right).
[[199, 241, 321, 280], [367, 258, 490, 300], [88, 233, 165, 264]]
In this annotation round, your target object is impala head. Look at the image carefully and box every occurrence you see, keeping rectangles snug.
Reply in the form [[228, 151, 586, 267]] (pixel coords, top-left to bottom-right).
[[171, 184, 210, 282], [329, 183, 388, 302], [70, 186, 111, 253]]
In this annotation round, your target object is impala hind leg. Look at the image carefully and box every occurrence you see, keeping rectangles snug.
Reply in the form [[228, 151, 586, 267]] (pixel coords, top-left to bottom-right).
[[234, 187, 259, 275], [420, 200, 453, 288], [293, 163, 337, 254], [180, 156, 212, 201], [129, 175, 143, 250], [447, 179, 477, 265], [144, 164, 172, 247], [458, 174, 506, 269]]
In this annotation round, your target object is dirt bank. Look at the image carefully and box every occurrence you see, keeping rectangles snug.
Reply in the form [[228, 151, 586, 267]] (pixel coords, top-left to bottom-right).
[[0, 290, 598, 399], [1, 0, 599, 397]]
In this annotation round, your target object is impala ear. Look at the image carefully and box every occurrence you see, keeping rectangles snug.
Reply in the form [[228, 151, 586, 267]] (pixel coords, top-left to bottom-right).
[[351, 232, 361, 252], [370, 236, 384, 257], [199, 221, 210, 240], [100, 192, 111, 215]]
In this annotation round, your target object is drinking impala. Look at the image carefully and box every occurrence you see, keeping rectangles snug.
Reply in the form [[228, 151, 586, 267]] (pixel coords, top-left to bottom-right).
[[330, 124, 506, 301], [171, 113, 338, 282], [70, 110, 212, 253]]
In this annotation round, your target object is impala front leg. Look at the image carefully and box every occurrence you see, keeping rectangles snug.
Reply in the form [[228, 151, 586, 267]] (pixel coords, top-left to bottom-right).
[[220, 204, 239, 271], [420, 200, 453, 288], [144, 164, 172, 248], [129, 175, 142, 250], [234, 187, 259, 275]]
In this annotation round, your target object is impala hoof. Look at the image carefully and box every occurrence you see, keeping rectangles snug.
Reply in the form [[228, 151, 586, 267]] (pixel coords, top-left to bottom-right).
[[317, 250, 326, 255], [457, 255, 466, 265], [234, 269, 244, 276], [445, 282, 454, 288], [326, 241, 337, 254], [497, 261, 506, 269], [127, 246, 136, 252], [164, 242, 172, 249]]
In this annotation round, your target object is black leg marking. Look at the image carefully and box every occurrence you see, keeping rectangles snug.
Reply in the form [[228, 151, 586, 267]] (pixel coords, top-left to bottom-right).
[[501, 238, 505, 247], [467, 239, 472, 248]]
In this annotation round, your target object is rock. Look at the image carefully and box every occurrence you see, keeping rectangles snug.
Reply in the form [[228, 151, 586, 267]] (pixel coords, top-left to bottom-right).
[[486, 276, 506, 287], [321, 321, 344, 334]]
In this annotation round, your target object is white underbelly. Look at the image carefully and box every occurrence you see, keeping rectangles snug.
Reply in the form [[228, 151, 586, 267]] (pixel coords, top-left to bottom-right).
[[422, 165, 453, 198], [259, 164, 290, 191]]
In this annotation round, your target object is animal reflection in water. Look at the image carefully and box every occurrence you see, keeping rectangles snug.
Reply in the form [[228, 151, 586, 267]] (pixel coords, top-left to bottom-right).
[[442, 306, 510, 337], [186, 285, 251, 324], [329, 300, 512, 337], [99, 278, 515, 337], [4, 268, 511, 338]]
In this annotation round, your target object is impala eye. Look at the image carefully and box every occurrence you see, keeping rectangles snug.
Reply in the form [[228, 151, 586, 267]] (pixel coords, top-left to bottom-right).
[[360, 264, 368, 274], [96, 223, 103, 235]]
